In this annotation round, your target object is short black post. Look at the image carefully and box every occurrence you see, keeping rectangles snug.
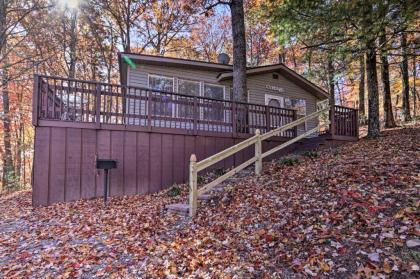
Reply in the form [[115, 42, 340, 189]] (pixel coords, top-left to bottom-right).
[[103, 169, 109, 205], [96, 159, 117, 206]]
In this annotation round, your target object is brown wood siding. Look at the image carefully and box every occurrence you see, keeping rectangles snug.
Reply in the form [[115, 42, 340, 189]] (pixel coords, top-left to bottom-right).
[[32, 125, 296, 206]]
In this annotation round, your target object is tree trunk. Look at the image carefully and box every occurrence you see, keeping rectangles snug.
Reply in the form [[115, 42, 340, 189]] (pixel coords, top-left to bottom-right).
[[412, 54, 417, 118], [379, 32, 396, 128], [68, 10, 78, 79], [365, 44, 380, 138], [230, 0, 247, 102], [358, 55, 366, 122], [1, 64, 16, 190], [401, 32, 411, 121], [327, 53, 335, 105]]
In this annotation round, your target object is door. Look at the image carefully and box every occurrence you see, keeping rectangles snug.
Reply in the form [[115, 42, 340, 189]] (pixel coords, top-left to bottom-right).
[[265, 94, 286, 133]]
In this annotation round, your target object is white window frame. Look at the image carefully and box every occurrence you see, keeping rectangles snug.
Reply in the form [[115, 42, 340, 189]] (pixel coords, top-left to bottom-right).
[[147, 74, 175, 117]]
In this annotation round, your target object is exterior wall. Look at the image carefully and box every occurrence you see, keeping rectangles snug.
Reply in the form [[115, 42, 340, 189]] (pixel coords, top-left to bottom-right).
[[32, 125, 293, 206], [128, 64, 233, 98], [127, 62, 324, 135], [247, 72, 320, 133]]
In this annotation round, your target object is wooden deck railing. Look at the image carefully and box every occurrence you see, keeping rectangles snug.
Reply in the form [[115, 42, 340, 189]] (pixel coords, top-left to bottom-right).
[[33, 75, 297, 137], [188, 100, 332, 217]]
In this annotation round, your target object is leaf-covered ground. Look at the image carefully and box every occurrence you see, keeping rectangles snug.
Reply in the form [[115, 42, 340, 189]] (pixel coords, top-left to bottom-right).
[[1, 126, 419, 278]]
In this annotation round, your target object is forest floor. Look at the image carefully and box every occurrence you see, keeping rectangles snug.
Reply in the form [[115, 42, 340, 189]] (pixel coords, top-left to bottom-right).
[[0, 125, 419, 278]]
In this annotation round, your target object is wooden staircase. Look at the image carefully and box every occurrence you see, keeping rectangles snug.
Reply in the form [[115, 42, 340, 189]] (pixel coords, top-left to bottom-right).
[[165, 99, 358, 217], [165, 133, 350, 216]]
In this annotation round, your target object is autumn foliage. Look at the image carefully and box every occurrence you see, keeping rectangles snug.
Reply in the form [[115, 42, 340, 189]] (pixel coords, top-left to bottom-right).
[[1, 125, 419, 277]]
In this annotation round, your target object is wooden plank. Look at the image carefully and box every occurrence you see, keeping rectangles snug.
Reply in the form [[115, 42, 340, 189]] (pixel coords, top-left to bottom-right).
[[222, 137, 235, 170], [234, 138, 244, 167], [124, 131, 137, 195], [173, 135, 185, 184], [32, 127, 50, 206], [205, 137, 217, 171], [184, 135, 195, 181], [161, 134, 174, 190], [189, 154, 198, 217], [80, 129, 96, 199], [255, 130, 262, 175], [137, 132, 150, 194], [96, 130, 111, 197], [262, 126, 320, 159], [65, 128, 82, 201], [196, 136, 206, 163], [110, 130, 124, 196], [196, 134, 258, 172], [149, 133, 162, 193], [213, 137, 226, 170], [49, 127, 66, 204]]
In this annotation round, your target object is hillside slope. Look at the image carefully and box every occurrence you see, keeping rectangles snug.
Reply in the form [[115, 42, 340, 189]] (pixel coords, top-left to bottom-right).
[[1, 125, 419, 278]]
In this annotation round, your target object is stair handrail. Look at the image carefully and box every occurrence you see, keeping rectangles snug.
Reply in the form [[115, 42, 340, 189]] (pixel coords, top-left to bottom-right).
[[188, 99, 330, 217]]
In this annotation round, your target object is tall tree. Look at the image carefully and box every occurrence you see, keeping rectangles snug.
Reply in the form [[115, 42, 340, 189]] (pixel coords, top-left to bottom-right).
[[194, 0, 248, 101], [413, 54, 417, 118], [358, 55, 366, 122], [0, 0, 45, 190], [400, 31, 412, 121], [139, 0, 197, 55], [90, 0, 147, 53], [230, 0, 247, 101], [379, 29, 396, 128]]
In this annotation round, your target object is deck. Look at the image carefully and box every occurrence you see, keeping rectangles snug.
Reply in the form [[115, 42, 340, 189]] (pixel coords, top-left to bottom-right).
[[32, 75, 358, 206]]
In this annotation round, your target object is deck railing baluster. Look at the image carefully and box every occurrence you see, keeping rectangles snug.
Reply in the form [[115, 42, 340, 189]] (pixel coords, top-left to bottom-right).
[[32, 75, 357, 140]]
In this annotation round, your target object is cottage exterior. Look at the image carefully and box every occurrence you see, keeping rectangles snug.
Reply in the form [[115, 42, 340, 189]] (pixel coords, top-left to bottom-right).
[[119, 53, 329, 136], [31, 54, 357, 206]]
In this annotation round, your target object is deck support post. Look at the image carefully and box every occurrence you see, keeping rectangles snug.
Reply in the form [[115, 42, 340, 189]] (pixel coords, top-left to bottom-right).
[[189, 154, 198, 217], [255, 129, 262, 175]]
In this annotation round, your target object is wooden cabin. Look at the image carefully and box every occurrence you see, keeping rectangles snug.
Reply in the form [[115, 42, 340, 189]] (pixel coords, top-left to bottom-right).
[[31, 53, 358, 206]]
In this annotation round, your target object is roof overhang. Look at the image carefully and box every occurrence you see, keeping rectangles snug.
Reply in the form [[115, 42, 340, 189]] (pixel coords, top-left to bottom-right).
[[217, 64, 329, 100]]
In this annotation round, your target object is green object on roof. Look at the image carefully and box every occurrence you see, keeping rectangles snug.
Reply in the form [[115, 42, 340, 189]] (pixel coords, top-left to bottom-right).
[[122, 55, 136, 69]]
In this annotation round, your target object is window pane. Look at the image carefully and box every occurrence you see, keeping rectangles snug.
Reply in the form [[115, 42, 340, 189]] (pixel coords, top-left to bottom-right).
[[203, 84, 224, 121], [204, 84, 224, 99], [149, 75, 173, 92], [149, 75, 173, 116], [177, 80, 200, 118], [178, 80, 200, 96]]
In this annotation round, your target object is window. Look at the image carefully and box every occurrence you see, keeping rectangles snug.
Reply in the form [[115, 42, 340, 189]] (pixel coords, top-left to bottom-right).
[[177, 79, 200, 118], [203, 84, 224, 121], [285, 98, 306, 130], [148, 75, 174, 116]]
